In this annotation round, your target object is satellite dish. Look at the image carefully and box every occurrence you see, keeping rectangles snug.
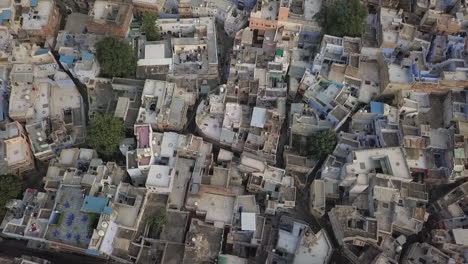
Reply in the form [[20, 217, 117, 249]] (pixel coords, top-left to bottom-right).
[[101, 221, 108, 228], [98, 230, 105, 237]]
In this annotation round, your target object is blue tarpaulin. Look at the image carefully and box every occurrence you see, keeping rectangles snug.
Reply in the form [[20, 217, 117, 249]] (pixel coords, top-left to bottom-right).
[[30, 0, 38, 7], [34, 49, 50, 56], [103, 206, 113, 214], [0, 105, 4, 122], [85, 249, 100, 256], [82, 52, 94, 61], [81, 196, 109, 214], [370, 101, 384, 114], [59, 55, 74, 65], [381, 48, 394, 54], [159, 13, 179, 19], [0, 10, 11, 21]]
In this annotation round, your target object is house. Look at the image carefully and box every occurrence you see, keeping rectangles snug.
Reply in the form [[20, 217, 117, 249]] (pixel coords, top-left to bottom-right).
[[20, 0, 62, 44], [0, 121, 35, 175], [86, 78, 145, 130], [8, 47, 85, 160], [136, 79, 195, 132], [55, 32, 105, 83], [86, 1, 133, 38], [2, 148, 148, 261], [266, 216, 333, 264], [137, 17, 219, 89], [183, 218, 224, 263]]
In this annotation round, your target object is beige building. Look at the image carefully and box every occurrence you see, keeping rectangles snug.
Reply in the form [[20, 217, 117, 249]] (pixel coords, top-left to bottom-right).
[[86, 1, 133, 38], [0, 121, 35, 175], [377, 53, 414, 95], [420, 10, 462, 35], [136, 79, 194, 132], [22, 0, 61, 43], [133, 0, 166, 15]]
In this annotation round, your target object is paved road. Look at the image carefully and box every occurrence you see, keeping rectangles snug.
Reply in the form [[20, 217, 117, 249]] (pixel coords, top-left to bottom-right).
[[0, 239, 107, 264]]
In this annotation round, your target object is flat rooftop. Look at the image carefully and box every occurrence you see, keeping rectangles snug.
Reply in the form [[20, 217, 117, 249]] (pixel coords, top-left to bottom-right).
[[91, 1, 130, 25], [114, 196, 144, 228], [293, 229, 332, 264], [258, 1, 278, 20], [347, 147, 411, 180], [160, 132, 179, 158], [183, 219, 223, 264], [186, 186, 235, 224], [198, 115, 222, 140], [22, 0, 54, 30], [5, 139, 28, 165], [168, 158, 194, 209], [45, 186, 94, 249], [388, 64, 413, 83], [162, 243, 185, 264], [145, 44, 167, 60], [136, 125, 151, 149], [25, 122, 51, 154], [0, 0, 11, 8], [160, 211, 188, 243], [146, 165, 172, 187], [64, 13, 88, 34]]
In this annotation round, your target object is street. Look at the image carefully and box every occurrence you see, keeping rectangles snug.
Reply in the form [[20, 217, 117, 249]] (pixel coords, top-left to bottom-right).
[[0, 239, 107, 264]]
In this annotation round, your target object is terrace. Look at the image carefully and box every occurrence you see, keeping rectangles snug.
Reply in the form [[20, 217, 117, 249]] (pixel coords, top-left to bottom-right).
[[45, 186, 98, 249]]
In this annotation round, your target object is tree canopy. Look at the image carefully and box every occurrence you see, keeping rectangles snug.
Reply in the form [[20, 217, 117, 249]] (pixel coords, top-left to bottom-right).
[[0, 175, 22, 214], [315, 0, 368, 37], [96, 37, 136, 78], [147, 210, 167, 236], [141, 12, 160, 41], [307, 130, 337, 159], [86, 114, 125, 158]]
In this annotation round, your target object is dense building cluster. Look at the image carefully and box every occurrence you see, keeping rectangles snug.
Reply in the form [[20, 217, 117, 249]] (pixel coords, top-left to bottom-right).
[[1, 0, 468, 263]]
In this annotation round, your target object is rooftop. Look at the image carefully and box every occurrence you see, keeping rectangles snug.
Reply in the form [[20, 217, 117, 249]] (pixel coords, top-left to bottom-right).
[[160, 210, 188, 243], [452, 229, 468, 246], [81, 196, 110, 214], [186, 185, 236, 225], [168, 158, 194, 210], [347, 147, 411, 180], [183, 219, 223, 264], [251, 107, 267, 128], [22, 0, 54, 31], [90, 1, 131, 26], [388, 64, 413, 83], [146, 165, 173, 190], [293, 229, 332, 264], [45, 186, 96, 249], [0, 0, 11, 9], [5, 138, 28, 165]]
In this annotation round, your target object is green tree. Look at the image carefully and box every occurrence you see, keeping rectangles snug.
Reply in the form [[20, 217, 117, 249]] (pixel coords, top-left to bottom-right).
[[86, 114, 125, 158], [315, 0, 368, 37], [147, 210, 167, 235], [0, 175, 22, 214], [96, 37, 136, 78], [141, 12, 160, 41], [307, 130, 337, 159]]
